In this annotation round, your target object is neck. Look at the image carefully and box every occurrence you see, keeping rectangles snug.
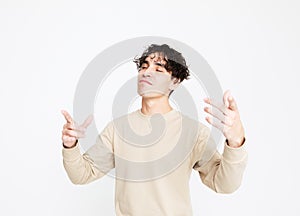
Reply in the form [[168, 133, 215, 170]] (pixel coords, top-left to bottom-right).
[[141, 95, 173, 116]]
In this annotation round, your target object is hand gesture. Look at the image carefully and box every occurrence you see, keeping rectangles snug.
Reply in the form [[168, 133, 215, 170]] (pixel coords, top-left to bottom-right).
[[61, 110, 93, 148], [203, 90, 245, 148]]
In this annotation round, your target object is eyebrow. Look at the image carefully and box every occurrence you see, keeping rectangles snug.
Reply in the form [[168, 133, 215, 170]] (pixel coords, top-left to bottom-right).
[[142, 60, 167, 69], [155, 62, 165, 67]]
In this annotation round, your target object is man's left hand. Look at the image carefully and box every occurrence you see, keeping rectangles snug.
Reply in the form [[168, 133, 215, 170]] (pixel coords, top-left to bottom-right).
[[203, 90, 245, 148]]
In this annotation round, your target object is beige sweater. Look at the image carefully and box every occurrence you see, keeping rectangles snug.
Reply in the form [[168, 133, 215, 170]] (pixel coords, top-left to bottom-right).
[[62, 109, 247, 216]]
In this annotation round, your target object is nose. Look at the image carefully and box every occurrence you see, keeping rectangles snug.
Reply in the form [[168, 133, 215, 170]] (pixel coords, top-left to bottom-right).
[[142, 66, 154, 77], [143, 70, 151, 77]]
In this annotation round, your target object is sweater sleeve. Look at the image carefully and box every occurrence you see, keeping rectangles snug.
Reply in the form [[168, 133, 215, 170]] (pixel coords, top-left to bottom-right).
[[193, 127, 248, 193], [62, 122, 115, 185]]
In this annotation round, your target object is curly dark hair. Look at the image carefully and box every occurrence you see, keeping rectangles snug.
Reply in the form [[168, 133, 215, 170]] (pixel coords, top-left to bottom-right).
[[133, 44, 190, 83]]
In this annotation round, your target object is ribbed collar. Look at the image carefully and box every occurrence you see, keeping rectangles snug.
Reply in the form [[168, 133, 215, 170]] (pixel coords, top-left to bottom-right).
[[136, 108, 178, 121]]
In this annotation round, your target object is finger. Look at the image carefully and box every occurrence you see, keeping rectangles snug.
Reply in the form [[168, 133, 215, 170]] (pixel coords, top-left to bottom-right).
[[63, 122, 75, 130], [62, 134, 77, 143], [62, 129, 86, 138], [65, 125, 86, 134], [61, 110, 74, 123], [204, 106, 225, 123], [74, 126, 86, 133], [203, 97, 210, 104], [228, 95, 238, 111], [203, 98, 227, 115], [223, 90, 231, 108], [62, 129, 77, 138], [63, 124, 87, 135], [80, 114, 93, 128], [205, 116, 225, 133], [204, 107, 234, 126]]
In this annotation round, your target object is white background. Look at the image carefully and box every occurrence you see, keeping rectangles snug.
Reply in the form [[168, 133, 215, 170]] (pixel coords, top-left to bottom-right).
[[0, 0, 299, 215]]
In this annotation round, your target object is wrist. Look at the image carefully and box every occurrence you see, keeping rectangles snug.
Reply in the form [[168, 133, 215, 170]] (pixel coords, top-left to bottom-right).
[[226, 137, 245, 148], [62, 140, 78, 149]]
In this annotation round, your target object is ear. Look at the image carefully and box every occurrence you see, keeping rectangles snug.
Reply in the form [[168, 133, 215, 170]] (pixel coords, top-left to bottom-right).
[[169, 77, 180, 91]]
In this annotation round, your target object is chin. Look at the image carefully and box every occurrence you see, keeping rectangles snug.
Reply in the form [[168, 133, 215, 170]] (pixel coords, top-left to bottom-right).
[[139, 92, 168, 99]]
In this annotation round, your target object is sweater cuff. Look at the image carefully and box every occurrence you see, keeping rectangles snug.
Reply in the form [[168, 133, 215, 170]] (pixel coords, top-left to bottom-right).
[[222, 141, 247, 163], [62, 144, 81, 161]]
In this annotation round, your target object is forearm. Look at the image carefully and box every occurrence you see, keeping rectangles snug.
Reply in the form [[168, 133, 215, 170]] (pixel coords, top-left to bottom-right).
[[213, 144, 248, 193], [197, 142, 248, 194], [62, 144, 105, 185]]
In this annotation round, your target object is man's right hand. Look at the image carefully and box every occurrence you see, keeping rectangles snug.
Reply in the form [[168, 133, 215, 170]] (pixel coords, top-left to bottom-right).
[[61, 110, 93, 148]]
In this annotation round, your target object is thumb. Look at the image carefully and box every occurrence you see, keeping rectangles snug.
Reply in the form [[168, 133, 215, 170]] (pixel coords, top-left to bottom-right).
[[228, 95, 238, 111], [81, 114, 93, 128], [223, 90, 231, 108]]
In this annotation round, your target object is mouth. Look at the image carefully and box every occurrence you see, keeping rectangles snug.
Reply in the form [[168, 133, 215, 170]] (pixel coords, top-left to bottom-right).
[[139, 80, 152, 85]]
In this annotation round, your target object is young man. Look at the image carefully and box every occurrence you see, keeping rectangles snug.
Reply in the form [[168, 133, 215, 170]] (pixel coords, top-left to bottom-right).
[[61, 44, 247, 216]]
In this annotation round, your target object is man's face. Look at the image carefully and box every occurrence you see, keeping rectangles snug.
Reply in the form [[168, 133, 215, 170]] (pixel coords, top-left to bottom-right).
[[137, 52, 179, 98]]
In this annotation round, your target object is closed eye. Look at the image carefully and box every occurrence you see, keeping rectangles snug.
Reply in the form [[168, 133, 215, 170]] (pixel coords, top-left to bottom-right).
[[139, 65, 148, 71]]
